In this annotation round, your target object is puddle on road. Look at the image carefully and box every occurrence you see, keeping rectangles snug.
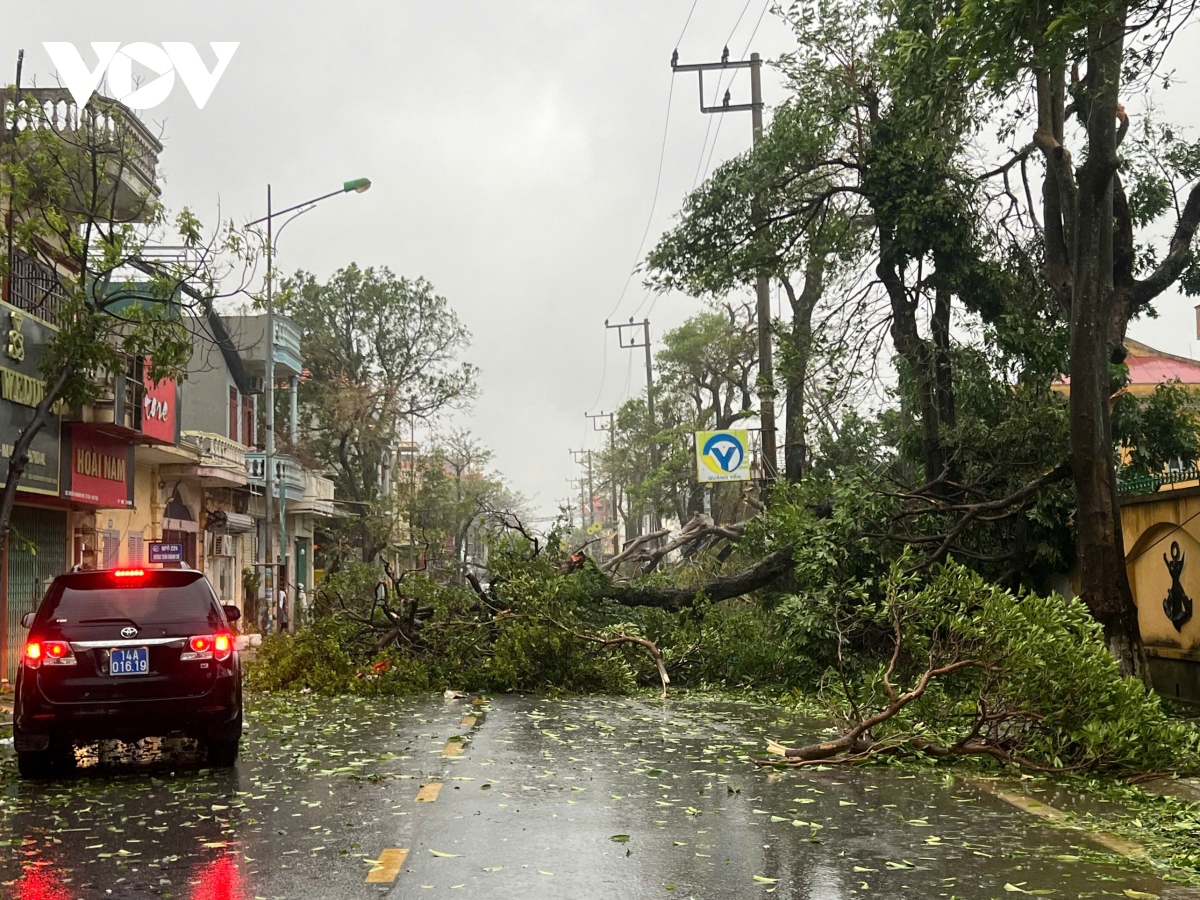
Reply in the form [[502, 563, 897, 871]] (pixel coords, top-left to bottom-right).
[[0, 693, 1175, 899]]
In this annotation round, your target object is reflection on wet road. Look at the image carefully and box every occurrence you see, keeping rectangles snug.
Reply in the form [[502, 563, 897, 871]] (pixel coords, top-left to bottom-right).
[[0, 694, 1168, 898]]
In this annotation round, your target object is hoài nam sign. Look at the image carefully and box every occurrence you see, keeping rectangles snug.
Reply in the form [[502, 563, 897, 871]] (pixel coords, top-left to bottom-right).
[[62, 428, 133, 508], [0, 300, 60, 495], [695, 430, 752, 483]]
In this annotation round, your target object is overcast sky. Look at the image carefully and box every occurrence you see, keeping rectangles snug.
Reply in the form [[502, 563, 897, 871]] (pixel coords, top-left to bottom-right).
[[6, 2, 1200, 518]]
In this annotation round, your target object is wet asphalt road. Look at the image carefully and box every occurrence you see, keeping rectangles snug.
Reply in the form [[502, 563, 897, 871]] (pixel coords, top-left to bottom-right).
[[0, 693, 1171, 899]]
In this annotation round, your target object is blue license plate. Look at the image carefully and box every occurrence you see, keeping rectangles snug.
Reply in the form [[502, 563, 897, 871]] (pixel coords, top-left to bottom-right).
[[109, 647, 149, 676]]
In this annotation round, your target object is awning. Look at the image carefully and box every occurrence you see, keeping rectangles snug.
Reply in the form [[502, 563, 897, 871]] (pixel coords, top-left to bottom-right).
[[204, 510, 256, 534]]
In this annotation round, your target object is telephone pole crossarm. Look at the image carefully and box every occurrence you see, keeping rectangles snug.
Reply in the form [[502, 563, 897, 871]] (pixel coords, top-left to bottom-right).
[[671, 56, 761, 114]]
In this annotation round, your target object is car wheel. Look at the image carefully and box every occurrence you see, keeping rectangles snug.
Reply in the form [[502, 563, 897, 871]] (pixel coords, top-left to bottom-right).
[[16, 748, 57, 779], [206, 736, 239, 768], [14, 731, 74, 779]]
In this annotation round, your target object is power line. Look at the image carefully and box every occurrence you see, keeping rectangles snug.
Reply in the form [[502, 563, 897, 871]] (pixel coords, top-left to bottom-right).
[[605, 75, 676, 325], [604, 2, 704, 324], [676, 0, 701, 46], [700, 0, 772, 183]]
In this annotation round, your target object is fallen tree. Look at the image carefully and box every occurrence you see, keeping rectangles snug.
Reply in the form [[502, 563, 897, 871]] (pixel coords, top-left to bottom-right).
[[753, 559, 1194, 776], [598, 544, 795, 611]]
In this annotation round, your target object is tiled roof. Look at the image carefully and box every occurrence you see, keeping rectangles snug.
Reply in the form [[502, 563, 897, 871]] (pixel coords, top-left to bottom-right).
[[1125, 354, 1200, 385], [1056, 338, 1200, 386]]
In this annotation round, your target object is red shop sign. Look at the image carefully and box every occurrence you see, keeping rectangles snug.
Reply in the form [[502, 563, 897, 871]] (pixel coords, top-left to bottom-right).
[[64, 430, 133, 508], [142, 360, 177, 444]]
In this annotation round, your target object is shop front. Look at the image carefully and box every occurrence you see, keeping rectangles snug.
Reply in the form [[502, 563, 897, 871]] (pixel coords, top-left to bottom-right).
[[0, 298, 67, 683], [62, 426, 136, 570]]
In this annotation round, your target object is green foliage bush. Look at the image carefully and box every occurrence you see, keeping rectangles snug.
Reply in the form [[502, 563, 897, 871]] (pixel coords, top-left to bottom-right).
[[825, 560, 1198, 774], [245, 617, 358, 694]]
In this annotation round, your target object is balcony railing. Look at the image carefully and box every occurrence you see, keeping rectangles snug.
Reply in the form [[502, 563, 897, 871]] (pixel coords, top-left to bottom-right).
[[246, 451, 304, 501], [274, 316, 302, 363], [3, 88, 162, 221], [7, 249, 69, 327], [184, 430, 247, 471], [303, 470, 335, 503], [1118, 467, 1200, 495], [291, 469, 339, 517]]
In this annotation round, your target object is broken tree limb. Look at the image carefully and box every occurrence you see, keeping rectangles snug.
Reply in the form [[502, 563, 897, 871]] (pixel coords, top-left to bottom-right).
[[756, 656, 992, 764], [599, 544, 795, 610], [600, 528, 671, 573], [601, 514, 749, 576]]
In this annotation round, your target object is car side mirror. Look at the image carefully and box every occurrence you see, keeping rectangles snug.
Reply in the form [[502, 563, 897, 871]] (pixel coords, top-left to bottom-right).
[[20, 611, 34, 629], [222, 605, 242, 623]]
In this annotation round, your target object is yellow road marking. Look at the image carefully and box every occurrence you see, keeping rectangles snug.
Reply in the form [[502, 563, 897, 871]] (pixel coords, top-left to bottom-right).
[[442, 741, 464, 757], [415, 782, 443, 802], [460, 715, 477, 727], [365, 847, 408, 883], [968, 779, 1147, 857]]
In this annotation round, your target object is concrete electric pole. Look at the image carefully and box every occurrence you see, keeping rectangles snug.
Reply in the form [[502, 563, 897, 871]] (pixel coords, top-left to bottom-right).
[[672, 50, 777, 483], [586, 411, 619, 556], [605, 319, 660, 531]]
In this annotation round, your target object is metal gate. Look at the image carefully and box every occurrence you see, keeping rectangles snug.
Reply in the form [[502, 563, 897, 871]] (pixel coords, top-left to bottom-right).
[[4, 506, 67, 682]]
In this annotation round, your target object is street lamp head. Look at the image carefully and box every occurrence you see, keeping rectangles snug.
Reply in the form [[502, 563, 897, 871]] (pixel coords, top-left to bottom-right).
[[344, 177, 372, 194]]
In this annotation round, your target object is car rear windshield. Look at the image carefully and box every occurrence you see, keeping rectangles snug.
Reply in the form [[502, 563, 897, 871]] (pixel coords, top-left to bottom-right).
[[40, 571, 219, 626]]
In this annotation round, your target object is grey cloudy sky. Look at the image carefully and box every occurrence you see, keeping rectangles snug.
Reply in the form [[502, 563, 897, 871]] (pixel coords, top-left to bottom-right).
[[7, 2, 1200, 517], [4, 0, 796, 517]]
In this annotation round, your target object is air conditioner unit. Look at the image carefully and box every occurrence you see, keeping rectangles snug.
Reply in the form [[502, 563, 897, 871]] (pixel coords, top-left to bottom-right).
[[244, 376, 265, 395], [210, 534, 234, 557]]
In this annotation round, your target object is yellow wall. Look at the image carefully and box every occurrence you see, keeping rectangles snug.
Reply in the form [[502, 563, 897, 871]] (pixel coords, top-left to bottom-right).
[[1122, 489, 1200, 660]]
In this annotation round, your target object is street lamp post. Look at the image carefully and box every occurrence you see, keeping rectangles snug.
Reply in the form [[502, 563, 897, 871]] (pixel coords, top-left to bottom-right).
[[246, 178, 371, 631]]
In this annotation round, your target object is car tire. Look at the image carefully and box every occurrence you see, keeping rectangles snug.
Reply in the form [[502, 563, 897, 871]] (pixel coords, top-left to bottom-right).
[[15, 730, 74, 779], [207, 736, 239, 767], [16, 748, 57, 779]]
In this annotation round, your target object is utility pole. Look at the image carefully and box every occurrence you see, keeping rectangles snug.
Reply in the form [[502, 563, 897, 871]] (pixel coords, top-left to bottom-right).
[[605, 319, 660, 531], [245, 177, 371, 632], [570, 449, 596, 530], [586, 411, 619, 556], [264, 185, 276, 629], [673, 50, 777, 483]]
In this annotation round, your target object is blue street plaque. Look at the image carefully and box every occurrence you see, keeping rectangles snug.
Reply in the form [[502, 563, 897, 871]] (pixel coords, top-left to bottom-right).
[[148, 542, 184, 563]]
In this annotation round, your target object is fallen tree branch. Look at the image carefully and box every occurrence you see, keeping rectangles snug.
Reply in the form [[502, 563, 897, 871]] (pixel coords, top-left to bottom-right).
[[599, 544, 795, 610]]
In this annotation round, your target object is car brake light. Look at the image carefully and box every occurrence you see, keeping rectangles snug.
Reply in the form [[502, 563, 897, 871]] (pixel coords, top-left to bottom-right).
[[183, 634, 233, 662], [23, 640, 75, 668], [113, 568, 145, 578]]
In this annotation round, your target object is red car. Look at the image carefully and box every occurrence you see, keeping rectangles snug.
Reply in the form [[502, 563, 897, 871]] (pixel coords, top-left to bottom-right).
[[13, 567, 243, 778]]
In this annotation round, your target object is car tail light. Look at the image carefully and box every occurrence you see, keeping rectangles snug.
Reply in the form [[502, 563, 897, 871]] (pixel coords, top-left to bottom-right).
[[183, 633, 234, 662], [23, 640, 76, 668], [113, 568, 145, 578]]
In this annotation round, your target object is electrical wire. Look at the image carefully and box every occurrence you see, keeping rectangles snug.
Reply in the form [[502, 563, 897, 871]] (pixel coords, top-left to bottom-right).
[[676, 0, 701, 46], [590, 0, 701, 414], [700, 0, 772, 183], [604, 75, 676, 327], [643, 0, 774, 321]]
